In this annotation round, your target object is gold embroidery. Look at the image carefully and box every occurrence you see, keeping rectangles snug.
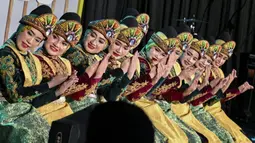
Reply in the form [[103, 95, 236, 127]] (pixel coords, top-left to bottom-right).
[[85, 83, 97, 95], [152, 81, 178, 96], [76, 45, 102, 65], [51, 58, 69, 76], [186, 93, 203, 103], [0, 55, 15, 76], [123, 81, 148, 96], [192, 93, 205, 101], [30, 53, 42, 85], [36, 53, 71, 78], [67, 50, 84, 66], [100, 78, 112, 86], [59, 57, 72, 76], [36, 54, 57, 75], [226, 92, 236, 99], [0, 55, 19, 101], [136, 91, 148, 100], [41, 61, 54, 80], [108, 59, 121, 69], [62, 83, 88, 96], [24, 55, 37, 84], [8, 46, 33, 87]]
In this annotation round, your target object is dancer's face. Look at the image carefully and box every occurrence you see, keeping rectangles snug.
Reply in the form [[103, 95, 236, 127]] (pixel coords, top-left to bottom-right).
[[180, 48, 199, 69], [16, 27, 44, 52], [147, 46, 166, 66], [44, 33, 70, 56], [84, 29, 108, 54], [212, 53, 228, 67], [109, 39, 130, 59]]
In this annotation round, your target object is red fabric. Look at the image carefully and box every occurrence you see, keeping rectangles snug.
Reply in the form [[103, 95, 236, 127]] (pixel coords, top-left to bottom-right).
[[126, 82, 153, 101], [161, 89, 184, 102], [191, 92, 214, 106], [222, 88, 241, 102], [189, 85, 213, 106], [70, 73, 101, 100], [201, 85, 212, 93], [34, 54, 54, 78], [125, 57, 155, 101], [151, 76, 181, 97]]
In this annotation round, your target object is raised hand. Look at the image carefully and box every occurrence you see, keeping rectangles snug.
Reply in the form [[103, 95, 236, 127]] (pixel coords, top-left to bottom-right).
[[121, 58, 131, 74], [55, 72, 79, 96], [209, 78, 221, 88], [198, 65, 211, 90], [224, 82, 254, 101], [47, 74, 68, 88], [69, 70, 78, 80], [161, 53, 179, 78], [127, 51, 140, 80], [178, 66, 197, 81], [183, 74, 200, 96], [85, 61, 100, 78], [204, 65, 212, 82], [152, 63, 165, 85], [211, 77, 228, 94], [238, 82, 254, 94], [149, 65, 157, 79], [222, 70, 237, 92], [228, 69, 237, 82], [94, 53, 111, 79]]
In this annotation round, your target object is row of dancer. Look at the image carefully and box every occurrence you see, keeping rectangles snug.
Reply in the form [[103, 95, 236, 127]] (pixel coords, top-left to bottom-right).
[[0, 5, 253, 143]]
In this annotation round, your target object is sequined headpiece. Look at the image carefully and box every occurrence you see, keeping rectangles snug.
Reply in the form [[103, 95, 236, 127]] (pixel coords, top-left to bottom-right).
[[136, 13, 150, 34], [221, 41, 236, 57], [148, 32, 168, 53], [215, 32, 236, 58], [164, 38, 182, 54], [117, 27, 143, 50], [53, 12, 83, 47], [177, 32, 193, 50], [88, 19, 121, 42], [215, 39, 225, 45], [206, 44, 222, 60], [190, 40, 210, 56], [19, 5, 57, 38]]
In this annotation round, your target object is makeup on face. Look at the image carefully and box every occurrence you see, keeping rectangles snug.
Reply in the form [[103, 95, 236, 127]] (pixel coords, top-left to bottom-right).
[[180, 48, 199, 68], [45, 33, 70, 56], [212, 53, 228, 67], [148, 46, 166, 65], [109, 39, 130, 59], [17, 27, 44, 52], [195, 55, 212, 70], [84, 29, 108, 54]]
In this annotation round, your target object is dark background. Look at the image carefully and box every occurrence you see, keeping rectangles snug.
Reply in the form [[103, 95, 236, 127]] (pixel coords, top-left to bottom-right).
[[80, 0, 255, 124]]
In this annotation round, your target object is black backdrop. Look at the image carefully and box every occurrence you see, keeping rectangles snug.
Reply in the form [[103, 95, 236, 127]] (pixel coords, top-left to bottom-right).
[[80, 0, 255, 121]]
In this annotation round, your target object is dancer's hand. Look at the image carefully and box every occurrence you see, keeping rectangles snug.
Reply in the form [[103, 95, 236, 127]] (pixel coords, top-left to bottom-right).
[[127, 51, 140, 80], [94, 53, 111, 79]]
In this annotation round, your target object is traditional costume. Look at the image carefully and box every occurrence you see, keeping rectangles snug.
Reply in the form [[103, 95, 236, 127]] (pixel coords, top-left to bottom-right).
[[62, 19, 121, 112], [0, 5, 56, 143], [35, 12, 84, 124], [121, 8, 150, 50], [188, 43, 234, 142], [97, 16, 144, 102], [204, 32, 252, 143], [123, 32, 189, 143], [166, 36, 222, 143], [140, 26, 201, 143]]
